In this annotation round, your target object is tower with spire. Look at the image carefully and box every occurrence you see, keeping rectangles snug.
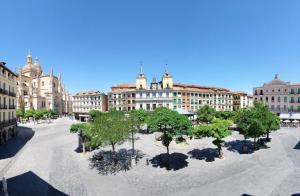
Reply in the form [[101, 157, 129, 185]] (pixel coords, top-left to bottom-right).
[[162, 64, 173, 89], [136, 64, 147, 90]]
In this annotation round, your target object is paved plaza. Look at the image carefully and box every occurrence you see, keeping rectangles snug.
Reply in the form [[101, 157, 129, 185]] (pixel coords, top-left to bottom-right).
[[0, 117, 300, 196]]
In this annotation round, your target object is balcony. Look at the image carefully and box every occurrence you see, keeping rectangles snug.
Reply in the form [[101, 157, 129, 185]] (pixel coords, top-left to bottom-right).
[[0, 105, 8, 109], [9, 105, 16, 109], [8, 92, 16, 97], [0, 119, 17, 128], [0, 89, 8, 95]]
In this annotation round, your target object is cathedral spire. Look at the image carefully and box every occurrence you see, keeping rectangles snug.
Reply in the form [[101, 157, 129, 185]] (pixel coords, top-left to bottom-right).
[[27, 49, 32, 64], [140, 63, 144, 75], [34, 56, 39, 64], [50, 66, 53, 77]]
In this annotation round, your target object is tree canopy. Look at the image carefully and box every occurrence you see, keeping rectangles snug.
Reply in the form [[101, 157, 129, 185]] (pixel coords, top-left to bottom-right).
[[196, 105, 216, 124], [89, 110, 103, 120], [193, 118, 232, 158], [234, 102, 280, 145], [148, 107, 192, 153], [89, 110, 130, 152]]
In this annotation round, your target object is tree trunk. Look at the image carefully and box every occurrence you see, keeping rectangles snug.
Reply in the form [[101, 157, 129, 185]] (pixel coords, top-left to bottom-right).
[[218, 144, 223, 159], [266, 131, 271, 142], [131, 130, 135, 156], [112, 143, 115, 153], [166, 145, 169, 154], [253, 137, 257, 150], [82, 138, 86, 154], [111, 143, 117, 164]]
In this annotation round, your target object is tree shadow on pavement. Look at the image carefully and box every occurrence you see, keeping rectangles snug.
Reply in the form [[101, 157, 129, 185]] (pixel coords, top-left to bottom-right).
[[0, 171, 67, 196], [0, 126, 34, 159], [293, 141, 300, 150], [187, 148, 218, 162], [149, 153, 189, 171], [89, 148, 145, 175], [224, 139, 270, 154], [291, 194, 300, 196]]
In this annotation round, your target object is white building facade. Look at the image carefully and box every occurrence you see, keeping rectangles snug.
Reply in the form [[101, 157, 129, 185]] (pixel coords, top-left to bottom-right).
[[135, 69, 174, 111], [253, 74, 300, 113], [72, 91, 107, 121]]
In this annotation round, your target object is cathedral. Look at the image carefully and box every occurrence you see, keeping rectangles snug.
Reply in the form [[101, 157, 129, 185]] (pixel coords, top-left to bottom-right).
[[17, 51, 72, 114]]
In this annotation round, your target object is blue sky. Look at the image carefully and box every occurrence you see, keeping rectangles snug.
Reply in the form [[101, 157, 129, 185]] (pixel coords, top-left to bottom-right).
[[1, 0, 300, 94]]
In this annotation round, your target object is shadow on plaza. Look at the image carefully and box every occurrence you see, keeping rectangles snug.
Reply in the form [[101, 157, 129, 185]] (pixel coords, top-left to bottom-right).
[[291, 194, 300, 196], [0, 171, 67, 196], [149, 152, 189, 171], [89, 148, 145, 175], [0, 126, 34, 160], [188, 148, 218, 162], [224, 139, 270, 154], [293, 141, 300, 150]]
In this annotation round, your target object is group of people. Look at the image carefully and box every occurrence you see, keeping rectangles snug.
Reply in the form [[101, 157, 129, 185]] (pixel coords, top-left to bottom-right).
[[281, 119, 300, 128]]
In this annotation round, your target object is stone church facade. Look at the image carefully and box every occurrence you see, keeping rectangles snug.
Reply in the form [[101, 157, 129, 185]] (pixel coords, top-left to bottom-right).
[[17, 51, 72, 115]]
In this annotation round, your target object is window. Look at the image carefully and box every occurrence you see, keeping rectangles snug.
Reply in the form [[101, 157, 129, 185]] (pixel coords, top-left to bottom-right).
[[284, 96, 287, 103], [278, 97, 281, 102], [153, 104, 156, 110], [291, 89, 295, 94], [42, 81, 44, 86], [291, 97, 295, 103], [146, 104, 150, 111]]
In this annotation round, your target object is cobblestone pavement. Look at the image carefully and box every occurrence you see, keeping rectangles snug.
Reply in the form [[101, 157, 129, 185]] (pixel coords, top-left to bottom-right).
[[2, 118, 300, 196]]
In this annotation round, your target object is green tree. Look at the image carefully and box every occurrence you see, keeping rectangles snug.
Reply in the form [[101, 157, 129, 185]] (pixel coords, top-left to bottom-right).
[[34, 110, 44, 121], [148, 107, 192, 154], [16, 109, 24, 122], [24, 109, 35, 119], [234, 102, 274, 149], [196, 105, 216, 124], [126, 109, 148, 156], [89, 110, 130, 153], [89, 110, 103, 120], [215, 111, 236, 120], [193, 119, 232, 158], [70, 123, 90, 153], [265, 110, 280, 141]]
